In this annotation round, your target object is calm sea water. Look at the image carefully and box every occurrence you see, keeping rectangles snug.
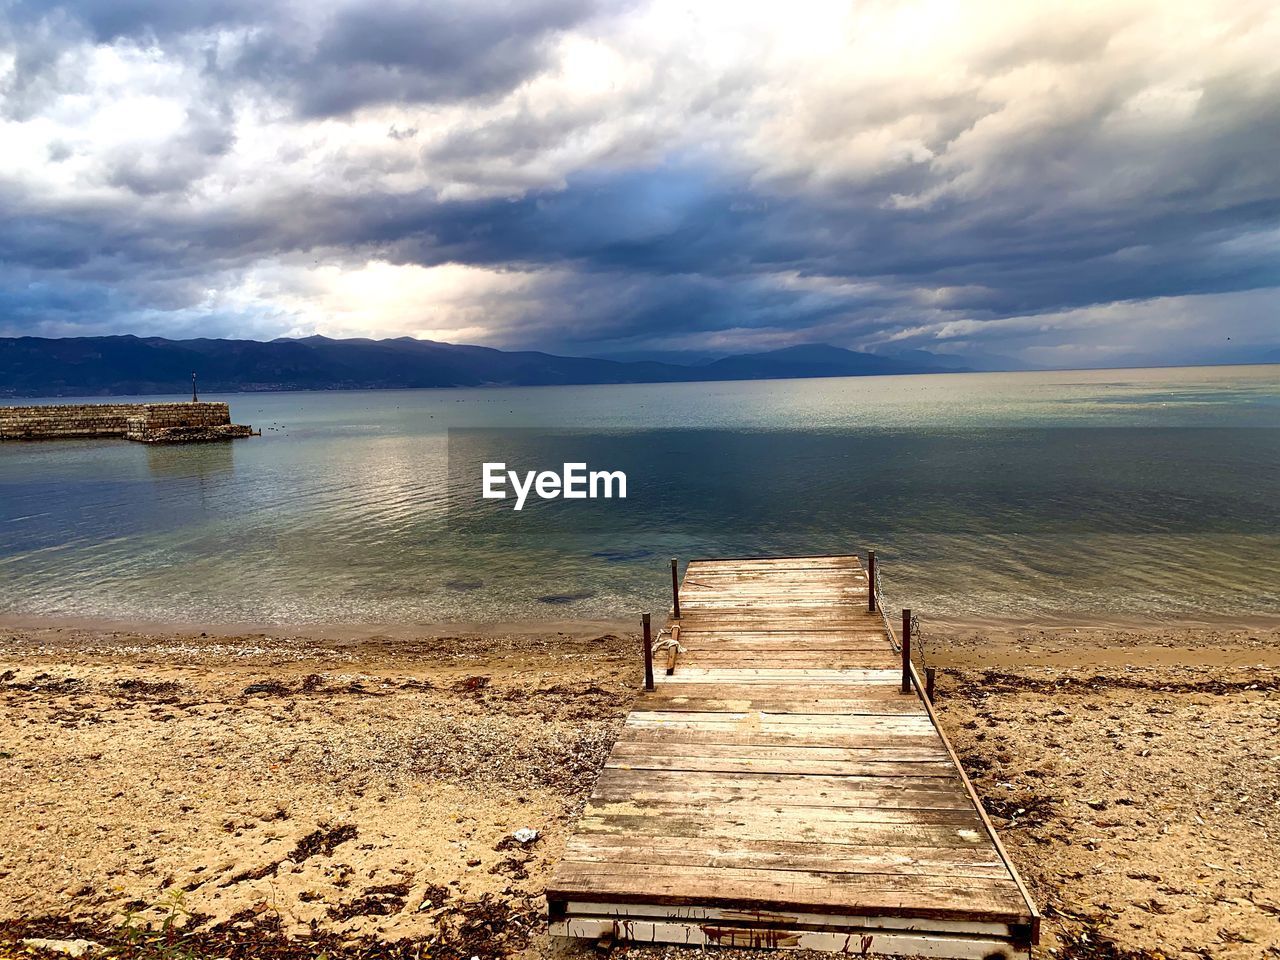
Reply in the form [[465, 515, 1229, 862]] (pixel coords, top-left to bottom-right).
[[2, 366, 1278, 626]]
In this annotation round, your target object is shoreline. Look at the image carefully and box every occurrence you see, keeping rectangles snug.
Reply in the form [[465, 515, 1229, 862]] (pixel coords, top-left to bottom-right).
[[5, 613, 1280, 684], [0, 612, 638, 644], [3, 359, 1278, 402], [2, 616, 1277, 959], [5, 608, 1280, 644]]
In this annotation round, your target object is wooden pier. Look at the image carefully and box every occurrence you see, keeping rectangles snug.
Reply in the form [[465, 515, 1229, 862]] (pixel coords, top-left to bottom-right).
[[546, 555, 1039, 957]]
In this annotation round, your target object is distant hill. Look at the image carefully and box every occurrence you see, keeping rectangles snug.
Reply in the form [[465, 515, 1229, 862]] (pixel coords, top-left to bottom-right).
[[0, 335, 962, 397]]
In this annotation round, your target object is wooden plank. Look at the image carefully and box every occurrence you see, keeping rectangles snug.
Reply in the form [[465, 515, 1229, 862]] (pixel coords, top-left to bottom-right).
[[677, 606, 869, 617], [605, 756, 957, 778], [681, 591, 867, 599], [682, 582, 866, 590], [592, 771, 974, 802], [681, 654, 899, 668], [683, 577, 861, 584], [682, 592, 868, 600], [589, 787, 975, 813], [673, 630, 889, 641], [583, 800, 984, 828], [646, 680, 914, 698], [547, 862, 1027, 921], [673, 640, 889, 650], [619, 732, 942, 757], [609, 740, 949, 762], [681, 577, 866, 585], [640, 695, 924, 715], [656, 668, 903, 683], [625, 711, 936, 730], [687, 555, 860, 566], [595, 768, 969, 793], [573, 812, 995, 849], [563, 835, 1009, 879]]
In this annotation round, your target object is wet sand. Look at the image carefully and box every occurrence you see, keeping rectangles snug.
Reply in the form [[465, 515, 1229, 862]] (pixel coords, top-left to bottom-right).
[[0, 616, 1277, 959]]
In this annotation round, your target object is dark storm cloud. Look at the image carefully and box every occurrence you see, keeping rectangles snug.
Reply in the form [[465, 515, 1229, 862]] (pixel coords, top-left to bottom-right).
[[7, 0, 261, 42], [4, 0, 598, 118], [354, 156, 1280, 321], [5, 146, 1275, 353], [232, 0, 597, 118]]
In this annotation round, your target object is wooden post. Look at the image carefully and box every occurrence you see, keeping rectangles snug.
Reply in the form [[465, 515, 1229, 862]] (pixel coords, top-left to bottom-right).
[[670, 557, 681, 619], [901, 608, 912, 694], [642, 613, 654, 691], [867, 550, 876, 613], [926, 666, 936, 702]]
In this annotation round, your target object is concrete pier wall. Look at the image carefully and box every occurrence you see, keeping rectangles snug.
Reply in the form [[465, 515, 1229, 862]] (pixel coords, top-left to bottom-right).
[[0, 402, 235, 441]]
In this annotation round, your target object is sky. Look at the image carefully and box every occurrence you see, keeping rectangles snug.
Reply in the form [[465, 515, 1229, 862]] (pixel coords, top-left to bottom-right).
[[1, 0, 1278, 367]]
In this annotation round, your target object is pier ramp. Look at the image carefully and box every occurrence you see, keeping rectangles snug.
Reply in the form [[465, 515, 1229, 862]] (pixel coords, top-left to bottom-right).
[[547, 554, 1039, 957]]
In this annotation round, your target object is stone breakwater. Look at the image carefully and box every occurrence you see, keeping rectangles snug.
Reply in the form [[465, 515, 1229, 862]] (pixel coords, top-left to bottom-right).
[[0, 402, 255, 443]]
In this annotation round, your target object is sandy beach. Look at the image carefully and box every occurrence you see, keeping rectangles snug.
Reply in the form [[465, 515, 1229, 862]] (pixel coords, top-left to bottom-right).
[[1, 616, 1277, 960]]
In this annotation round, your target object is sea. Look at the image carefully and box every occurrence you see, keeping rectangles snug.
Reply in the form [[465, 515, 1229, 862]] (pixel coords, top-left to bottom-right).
[[2, 365, 1277, 626]]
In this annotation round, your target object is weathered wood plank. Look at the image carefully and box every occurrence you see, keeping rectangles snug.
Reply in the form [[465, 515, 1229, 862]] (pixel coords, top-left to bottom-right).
[[573, 812, 994, 849], [592, 770, 973, 800], [608, 740, 950, 762], [563, 835, 1010, 878], [595, 768, 969, 793], [680, 654, 900, 669], [604, 757, 957, 778], [589, 786, 975, 812], [655, 668, 903, 683], [646, 681, 915, 699], [583, 799, 985, 828], [640, 695, 924, 714], [548, 862, 1028, 921], [621, 726, 945, 749], [625, 710, 936, 731]]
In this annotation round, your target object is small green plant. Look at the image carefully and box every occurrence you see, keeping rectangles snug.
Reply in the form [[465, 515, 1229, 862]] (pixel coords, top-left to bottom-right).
[[117, 890, 199, 960]]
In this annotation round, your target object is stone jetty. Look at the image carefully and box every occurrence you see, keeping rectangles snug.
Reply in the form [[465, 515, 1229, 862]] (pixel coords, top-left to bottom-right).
[[0, 402, 255, 443]]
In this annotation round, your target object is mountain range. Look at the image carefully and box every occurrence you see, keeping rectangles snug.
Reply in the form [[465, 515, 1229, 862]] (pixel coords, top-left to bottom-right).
[[0, 335, 990, 397]]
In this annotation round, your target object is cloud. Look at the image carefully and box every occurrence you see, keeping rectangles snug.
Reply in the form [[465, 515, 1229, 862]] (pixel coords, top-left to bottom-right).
[[229, 0, 600, 118], [0, 0, 1278, 366]]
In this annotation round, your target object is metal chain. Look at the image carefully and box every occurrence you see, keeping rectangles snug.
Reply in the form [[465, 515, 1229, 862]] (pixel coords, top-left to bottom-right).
[[872, 566, 926, 670], [872, 566, 899, 652], [910, 611, 925, 666]]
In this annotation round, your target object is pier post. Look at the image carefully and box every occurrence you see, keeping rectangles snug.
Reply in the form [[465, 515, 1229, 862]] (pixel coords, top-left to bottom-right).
[[642, 613, 654, 691], [926, 666, 936, 701], [867, 551, 876, 612], [670, 557, 681, 619], [901, 608, 912, 694]]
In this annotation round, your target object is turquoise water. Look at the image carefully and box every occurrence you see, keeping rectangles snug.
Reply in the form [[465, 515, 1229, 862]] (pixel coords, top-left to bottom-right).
[[1, 365, 1278, 625]]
